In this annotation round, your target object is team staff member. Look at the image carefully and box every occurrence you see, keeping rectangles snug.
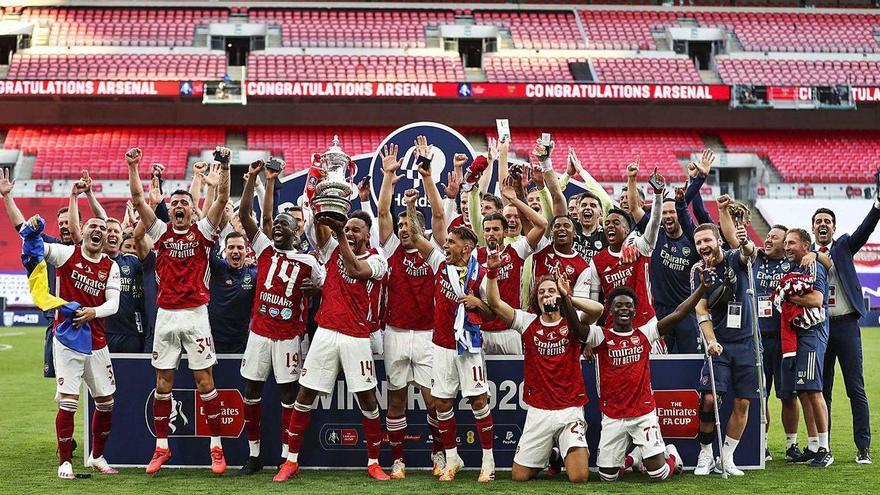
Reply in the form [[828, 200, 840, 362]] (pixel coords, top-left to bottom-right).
[[691, 222, 759, 477], [208, 232, 257, 353], [812, 190, 880, 464]]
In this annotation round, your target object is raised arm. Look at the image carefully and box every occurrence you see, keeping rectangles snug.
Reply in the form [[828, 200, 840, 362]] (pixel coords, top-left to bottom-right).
[[126, 148, 157, 228], [239, 160, 264, 242], [415, 137, 447, 248], [261, 162, 282, 237], [404, 188, 435, 260], [0, 168, 26, 228], [485, 250, 516, 326], [478, 137, 498, 195], [716, 195, 739, 248], [67, 178, 89, 245], [497, 138, 510, 204], [658, 267, 706, 335], [204, 147, 231, 229], [626, 156, 646, 224], [640, 179, 664, 249], [848, 186, 880, 253], [500, 177, 546, 249], [532, 139, 566, 218], [570, 149, 613, 215], [377, 143, 402, 245], [556, 275, 590, 342]]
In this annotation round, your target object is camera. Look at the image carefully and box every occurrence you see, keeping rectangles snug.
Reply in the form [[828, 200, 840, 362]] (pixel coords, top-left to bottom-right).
[[266, 157, 284, 172], [213, 148, 229, 164]]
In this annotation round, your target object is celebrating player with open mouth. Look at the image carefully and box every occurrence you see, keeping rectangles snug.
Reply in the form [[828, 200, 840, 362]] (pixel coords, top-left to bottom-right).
[[485, 254, 602, 483], [237, 159, 325, 475], [127, 146, 232, 475]]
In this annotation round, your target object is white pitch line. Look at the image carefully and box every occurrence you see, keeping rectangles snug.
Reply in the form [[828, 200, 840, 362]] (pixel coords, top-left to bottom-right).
[[0, 344, 12, 351], [0, 332, 25, 337]]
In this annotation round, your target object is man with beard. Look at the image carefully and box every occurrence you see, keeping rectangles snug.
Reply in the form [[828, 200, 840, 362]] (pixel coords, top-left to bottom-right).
[[812, 196, 879, 464], [237, 160, 325, 475], [691, 222, 759, 476], [781, 228, 832, 468], [476, 179, 548, 355], [1, 169, 75, 377], [648, 190, 701, 354], [35, 215, 121, 477], [206, 232, 257, 353], [586, 162, 664, 337], [746, 224, 803, 461], [275, 207, 390, 481], [375, 140, 446, 478], [405, 187, 497, 483], [128, 146, 232, 474]]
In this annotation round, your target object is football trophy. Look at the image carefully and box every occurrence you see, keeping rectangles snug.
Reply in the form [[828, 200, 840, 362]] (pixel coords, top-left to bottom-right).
[[312, 135, 355, 222]]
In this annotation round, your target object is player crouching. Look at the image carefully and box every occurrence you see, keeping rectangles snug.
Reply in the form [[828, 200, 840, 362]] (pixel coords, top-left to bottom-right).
[[485, 259, 597, 483], [582, 280, 706, 482]]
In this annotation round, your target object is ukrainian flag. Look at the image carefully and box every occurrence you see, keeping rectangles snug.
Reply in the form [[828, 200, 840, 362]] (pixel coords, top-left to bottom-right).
[[20, 219, 92, 355]]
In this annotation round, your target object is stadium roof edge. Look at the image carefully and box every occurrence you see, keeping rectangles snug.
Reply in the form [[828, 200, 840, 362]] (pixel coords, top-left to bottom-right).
[[4, 1, 880, 15]]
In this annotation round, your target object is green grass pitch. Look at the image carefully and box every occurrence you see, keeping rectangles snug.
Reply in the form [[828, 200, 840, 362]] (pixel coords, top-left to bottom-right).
[[0, 326, 877, 494]]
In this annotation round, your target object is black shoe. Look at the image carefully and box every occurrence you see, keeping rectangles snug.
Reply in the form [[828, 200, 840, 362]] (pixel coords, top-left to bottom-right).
[[238, 456, 263, 475], [793, 448, 817, 464], [785, 444, 803, 462], [809, 448, 834, 468], [765, 448, 773, 461], [856, 449, 872, 464]]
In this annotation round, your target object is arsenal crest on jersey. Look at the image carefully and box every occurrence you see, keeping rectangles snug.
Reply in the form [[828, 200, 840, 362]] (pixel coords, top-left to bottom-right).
[[186, 232, 196, 241], [98, 270, 108, 281]]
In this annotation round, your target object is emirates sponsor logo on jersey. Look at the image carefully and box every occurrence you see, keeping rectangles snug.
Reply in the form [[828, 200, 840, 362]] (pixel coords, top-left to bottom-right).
[[533, 334, 570, 356], [439, 276, 458, 302], [163, 239, 199, 258], [607, 340, 644, 365], [603, 266, 634, 288], [402, 254, 430, 277], [70, 268, 107, 297], [659, 248, 691, 272]]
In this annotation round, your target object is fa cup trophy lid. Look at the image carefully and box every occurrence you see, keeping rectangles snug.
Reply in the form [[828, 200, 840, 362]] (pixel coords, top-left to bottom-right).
[[320, 135, 351, 165]]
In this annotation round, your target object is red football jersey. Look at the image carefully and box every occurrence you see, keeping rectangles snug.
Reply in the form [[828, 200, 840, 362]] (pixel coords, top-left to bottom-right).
[[147, 219, 217, 310], [532, 237, 590, 290], [513, 310, 587, 410], [427, 249, 488, 350], [447, 213, 468, 233], [380, 234, 434, 331], [588, 321, 660, 419], [51, 245, 121, 350], [476, 238, 532, 331], [315, 239, 387, 338], [588, 248, 655, 328], [250, 233, 325, 340]]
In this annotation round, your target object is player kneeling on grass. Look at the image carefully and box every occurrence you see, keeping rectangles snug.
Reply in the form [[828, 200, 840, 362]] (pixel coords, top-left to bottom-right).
[[584, 277, 707, 482], [237, 160, 326, 474], [23, 215, 121, 478], [485, 255, 600, 483]]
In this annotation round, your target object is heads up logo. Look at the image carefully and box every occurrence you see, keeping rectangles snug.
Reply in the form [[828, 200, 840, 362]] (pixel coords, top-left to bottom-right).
[[368, 122, 475, 230]]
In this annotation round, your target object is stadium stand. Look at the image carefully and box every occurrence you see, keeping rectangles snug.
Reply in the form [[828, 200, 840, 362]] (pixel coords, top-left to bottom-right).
[[474, 10, 585, 50], [247, 54, 465, 82], [501, 128, 702, 183], [249, 9, 453, 48], [16, 7, 228, 47], [6, 53, 226, 81], [716, 58, 880, 86], [4, 127, 226, 180], [579, 10, 679, 50], [248, 127, 394, 167], [694, 11, 880, 54], [719, 130, 880, 183], [482, 55, 703, 83]]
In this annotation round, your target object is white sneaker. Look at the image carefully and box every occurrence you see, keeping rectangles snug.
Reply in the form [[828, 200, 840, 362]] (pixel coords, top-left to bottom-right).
[[714, 456, 745, 476], [665, 444, 683, 474], [57, 461, 75, 479], [627, 446, 644, 472], [431, 452, 446, 476], [694, 450, 715, 475], [87, 455, 118, 474], [390, 458, 405, 479]]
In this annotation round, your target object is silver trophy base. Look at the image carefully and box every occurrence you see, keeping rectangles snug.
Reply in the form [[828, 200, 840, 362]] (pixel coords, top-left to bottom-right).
[[314, 208, 349, 224], [313, 195, 351, 224]]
